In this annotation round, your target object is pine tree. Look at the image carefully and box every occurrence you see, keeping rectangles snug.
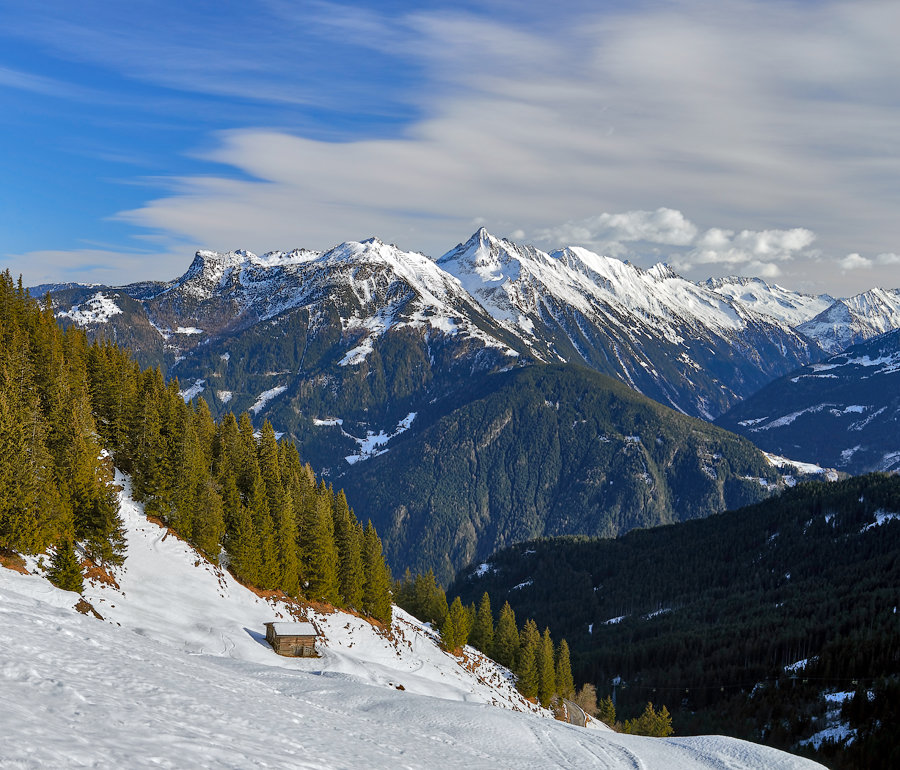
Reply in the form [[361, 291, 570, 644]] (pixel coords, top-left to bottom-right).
[[441, 596, 471, 653], [596, 694, 616, 726], [469, 592, 494, 654], [555, 639, 575, 701], [362, 521, 392, 624], [537, 627, 556, 707], [332, 491, 363, 609], [492, 601, 520, 669], [47, 539, 84, 593]]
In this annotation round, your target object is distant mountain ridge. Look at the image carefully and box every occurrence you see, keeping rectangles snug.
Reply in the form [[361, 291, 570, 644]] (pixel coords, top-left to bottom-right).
[[703, 276, 834, 327], [718, 327, 900, 474], [48, 229, 834, 422]]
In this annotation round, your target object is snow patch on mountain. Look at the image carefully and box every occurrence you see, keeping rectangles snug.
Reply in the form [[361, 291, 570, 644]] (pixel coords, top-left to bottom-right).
[[56, 291, 123, 325], [764, 452, 837, 479], [344, 412, 416, 464], [250, 384, 288, 415], [860, 510, 900, 532], [179, 378, 205, 402]]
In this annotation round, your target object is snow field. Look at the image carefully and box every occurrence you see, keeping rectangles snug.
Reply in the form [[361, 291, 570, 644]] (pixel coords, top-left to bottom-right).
[[0, 473, 825, 769]]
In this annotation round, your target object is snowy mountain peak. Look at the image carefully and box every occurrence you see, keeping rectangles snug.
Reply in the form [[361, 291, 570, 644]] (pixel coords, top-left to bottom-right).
[[706, 275, 835, 327], [646, 262, 678, 282], [798, 287, 900, 353]]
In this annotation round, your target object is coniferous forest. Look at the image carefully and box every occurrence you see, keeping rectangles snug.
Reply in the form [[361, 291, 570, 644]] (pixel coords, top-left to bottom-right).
[[0, 271, 392, 624], [449, 473, 900, 768]]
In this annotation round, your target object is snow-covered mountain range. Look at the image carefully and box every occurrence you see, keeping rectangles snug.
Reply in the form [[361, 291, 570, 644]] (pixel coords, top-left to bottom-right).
[[796, 288, 900, 354], [42, 229, 900, 576], [703, 276, 834, 328], [49, 228, 855, 426], [0, 473, 824, 769]]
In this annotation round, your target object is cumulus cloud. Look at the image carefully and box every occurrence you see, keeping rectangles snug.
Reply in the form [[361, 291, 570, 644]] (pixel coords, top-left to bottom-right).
[[684, 227, 816, 265], [529, 208, 814, 280], [839, 253, 873, 271], [531, 208, 698, 255]]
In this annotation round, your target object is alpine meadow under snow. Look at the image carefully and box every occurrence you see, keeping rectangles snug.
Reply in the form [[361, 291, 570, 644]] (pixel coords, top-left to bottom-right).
[[0, 472, 825, 770]]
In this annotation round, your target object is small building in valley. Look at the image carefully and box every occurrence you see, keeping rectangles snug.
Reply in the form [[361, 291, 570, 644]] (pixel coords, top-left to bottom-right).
[[264, 621, 319, 657]]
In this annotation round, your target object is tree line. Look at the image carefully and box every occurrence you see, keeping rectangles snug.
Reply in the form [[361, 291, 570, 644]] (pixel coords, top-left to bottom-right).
[[0, 272, 392, 623], [395, 569, 575, 708]]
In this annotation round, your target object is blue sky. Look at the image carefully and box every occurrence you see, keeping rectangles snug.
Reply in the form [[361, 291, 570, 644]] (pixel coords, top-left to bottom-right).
[[1, 0, 898, 294]]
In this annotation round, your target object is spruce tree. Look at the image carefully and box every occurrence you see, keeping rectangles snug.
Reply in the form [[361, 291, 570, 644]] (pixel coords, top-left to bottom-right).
[[303, 493, 340, 603], [225, 497, 261, 585], [412, 569, 448, 627], [469, 592, 494, 654], [332, 491, 363, 609], [492, 601, 520, 669], [275, 486, 299, 596], [516, 619, 541, 699], [537, 627, 556, 707], [555, 639, 575, 701], [441, 596, 470, 653], [47, 539, 84, 593], [362, 521, 392, 624], [192, 476, 225, 562], [596, 694, 616, 726]]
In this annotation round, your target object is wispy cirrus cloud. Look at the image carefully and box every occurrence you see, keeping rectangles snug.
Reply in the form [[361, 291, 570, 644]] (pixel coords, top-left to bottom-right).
[[4, 0, 900, 293]]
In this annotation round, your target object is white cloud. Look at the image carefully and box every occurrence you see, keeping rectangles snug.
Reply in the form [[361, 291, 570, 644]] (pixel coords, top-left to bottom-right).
[[743, 261, 782, 279], [12, 0, 900, 294], [839, 253, 873, 271], [531, 208, 698, 255], [876, 253, 900, 265], [683, 227, 816, 266]]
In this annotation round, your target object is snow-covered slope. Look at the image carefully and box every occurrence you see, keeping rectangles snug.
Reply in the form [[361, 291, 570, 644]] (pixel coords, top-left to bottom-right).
[[797, 288, 900, 353], [704, 276, 834, 327], [1, 474, 824, 769]]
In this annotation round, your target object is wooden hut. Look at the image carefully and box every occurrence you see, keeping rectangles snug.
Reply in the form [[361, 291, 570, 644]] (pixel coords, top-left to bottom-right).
[[264, 621, 319, 657]]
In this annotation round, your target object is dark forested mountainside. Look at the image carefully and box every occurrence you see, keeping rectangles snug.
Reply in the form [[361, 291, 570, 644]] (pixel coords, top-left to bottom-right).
[[718, 328, 900, 475], [340, 364, 791, 584], [0, 272, 392, 623], [449, 473, 900, 768]]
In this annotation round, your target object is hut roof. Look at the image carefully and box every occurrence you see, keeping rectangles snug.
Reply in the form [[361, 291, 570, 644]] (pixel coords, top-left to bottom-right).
[[268, 621, 317, 637]]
